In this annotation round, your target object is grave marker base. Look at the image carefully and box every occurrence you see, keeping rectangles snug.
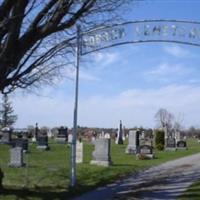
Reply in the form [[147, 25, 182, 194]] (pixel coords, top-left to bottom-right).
[[165, 147, 177, 151], [125, 146, 137, 154], [136, 154, 154, 159], [90, 160, 112, 167], [37, 145, 49, 150], [177, 147, 188, 150]]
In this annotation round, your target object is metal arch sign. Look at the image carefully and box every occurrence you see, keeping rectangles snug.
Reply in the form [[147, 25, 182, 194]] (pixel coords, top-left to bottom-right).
[[80, 20, 200, 55]]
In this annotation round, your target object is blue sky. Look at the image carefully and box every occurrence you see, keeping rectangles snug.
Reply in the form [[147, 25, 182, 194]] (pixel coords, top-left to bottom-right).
[[12, 1, 200, 129]]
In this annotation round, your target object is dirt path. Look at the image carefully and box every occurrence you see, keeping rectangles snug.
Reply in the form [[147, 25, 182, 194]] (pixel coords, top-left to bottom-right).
[[72, 153, 200, 200]]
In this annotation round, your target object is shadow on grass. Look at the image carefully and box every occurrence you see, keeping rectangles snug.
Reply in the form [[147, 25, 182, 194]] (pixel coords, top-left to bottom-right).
[[0, 164, 141, 200], [181, 193, 200, 199], [0, 185, 89, 200], [0, 177, 115, 200]]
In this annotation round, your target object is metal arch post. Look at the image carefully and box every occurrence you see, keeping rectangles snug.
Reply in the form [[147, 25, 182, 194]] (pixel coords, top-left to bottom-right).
[[70, 25, 81, 187]]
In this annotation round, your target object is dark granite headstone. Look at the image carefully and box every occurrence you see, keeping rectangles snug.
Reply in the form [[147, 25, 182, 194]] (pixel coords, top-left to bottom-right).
[[165, 138, 176, 151], [58, 127, 68, 137], [37, 136, 49, 150], [35, 123, 39, 141], [136, 131, 140, 147], [12, 139, 28, 153], [55, 127, 68, 143], [177, 140, 187, 150], [116, 120, 123, 144]]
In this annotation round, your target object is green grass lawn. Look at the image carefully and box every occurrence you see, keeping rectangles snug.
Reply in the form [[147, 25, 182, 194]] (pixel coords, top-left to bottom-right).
[[179, 179, 200, 200], [0, 139, 200, 200]]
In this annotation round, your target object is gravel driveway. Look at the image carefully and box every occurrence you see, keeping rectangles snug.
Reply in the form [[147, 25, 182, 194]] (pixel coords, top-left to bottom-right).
[[72, 153, 200, 200]]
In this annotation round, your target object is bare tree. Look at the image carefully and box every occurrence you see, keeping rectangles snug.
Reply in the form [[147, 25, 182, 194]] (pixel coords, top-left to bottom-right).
[[155, 108, 174, 132], [0, 0, 135, 94], [173, 113, 184, 132]]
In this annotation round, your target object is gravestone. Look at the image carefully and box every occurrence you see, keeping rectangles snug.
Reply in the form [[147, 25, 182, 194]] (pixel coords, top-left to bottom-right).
[[1, 127, 11, 144], [32, 137, 36, 142], [100, 131, 105, 138], [34, 123, 39, 141], [115, 120, 123, 144], [139, 138, 145, 146], [76, 141, 83, 163], [175, 131, 181, 143], [47, 129, 53, 138], [55, 127, 68, 143], [144, 138, 153, 146], [165, 137, 176, 151], [12, 138, 28, 153], [91, 136, 96, 144], [141, 131, 145, 139], [104, 133, 110, 139], [137, 145, 154, 159], [126, 130, 140, 154], [68, 134, 73, 144], [90, 138, 112, 166], [177, 140, 187, 150], [9, 147, 25, 167], [37, 136, 49, 150]]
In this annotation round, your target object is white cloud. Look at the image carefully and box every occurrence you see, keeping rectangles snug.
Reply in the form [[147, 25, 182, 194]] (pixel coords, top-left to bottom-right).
[[92, 52, 119, 67], [163, 45, 189, 57], [77, 85, 200, 128], [13, 84, 200, 129], [79, 70, 101, 81], [149, 63, 188, 76], [13, 93, 74, 128], [146, 62, 193, 82], [63, 66, 100, 81]]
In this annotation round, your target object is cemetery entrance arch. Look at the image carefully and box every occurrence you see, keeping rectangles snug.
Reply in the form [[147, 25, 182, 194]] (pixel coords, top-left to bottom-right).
[[71, 19, 200, 186], [81, 20, 200, 54]]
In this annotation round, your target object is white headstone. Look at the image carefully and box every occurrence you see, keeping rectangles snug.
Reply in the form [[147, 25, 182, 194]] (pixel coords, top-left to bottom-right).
[[175, 131, 181, 142], [141, 131, 145, 139], [122, 126, 126, 141], [90, 138, 112, 166], [47, 129, 53, 138], [125, 130, 139, 154], [91, 136, 96, 141], [104, 133, 110, 139], [9, 147, 25, 167], [101, 131, 105, 138], [76, 141, 83, 163], [68, 134, 73, 143]]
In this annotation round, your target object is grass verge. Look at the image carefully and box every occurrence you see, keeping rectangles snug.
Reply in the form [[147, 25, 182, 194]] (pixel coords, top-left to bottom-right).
[[179, 179, 200, 200]]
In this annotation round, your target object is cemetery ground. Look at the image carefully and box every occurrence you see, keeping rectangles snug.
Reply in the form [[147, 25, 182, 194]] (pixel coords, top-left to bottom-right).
[[0, 139, 200, 200]]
